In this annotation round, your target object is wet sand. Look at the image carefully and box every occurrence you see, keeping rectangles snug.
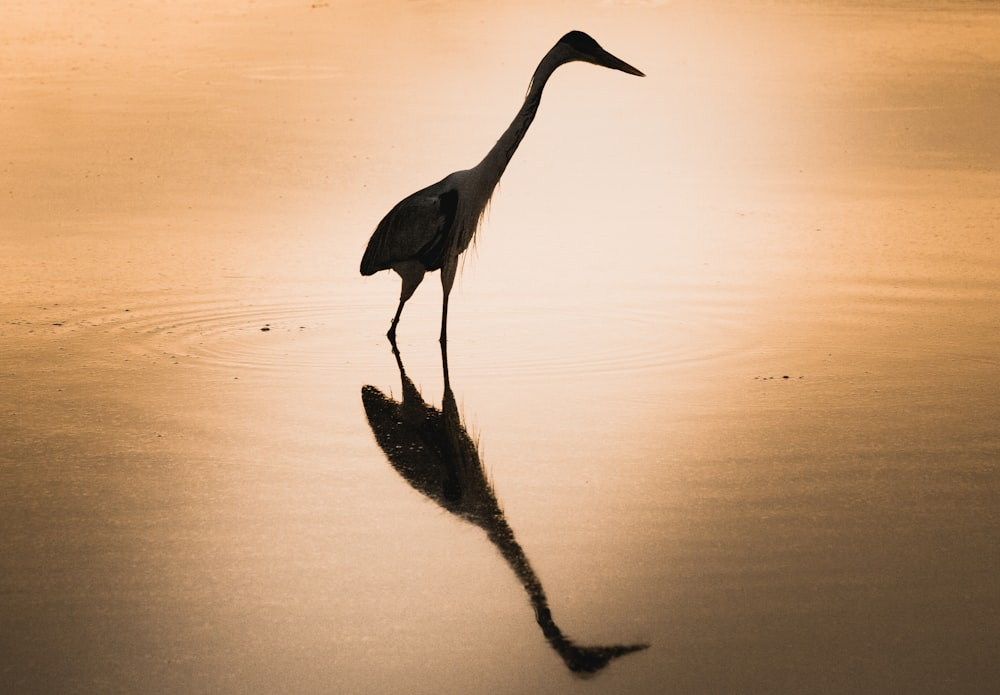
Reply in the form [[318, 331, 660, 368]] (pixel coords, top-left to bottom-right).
[[3, 1, 999, 693]]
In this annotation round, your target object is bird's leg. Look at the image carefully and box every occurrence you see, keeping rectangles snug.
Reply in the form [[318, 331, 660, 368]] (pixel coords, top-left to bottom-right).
[[439, 294, 449, 344], [387, 299, 405, 345], [439, 260, 457, 344], [388, 262, 426, 344]]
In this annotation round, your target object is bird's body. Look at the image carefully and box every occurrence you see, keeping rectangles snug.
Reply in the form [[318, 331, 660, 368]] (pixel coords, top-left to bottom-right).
[[361, 31, 644, 343]]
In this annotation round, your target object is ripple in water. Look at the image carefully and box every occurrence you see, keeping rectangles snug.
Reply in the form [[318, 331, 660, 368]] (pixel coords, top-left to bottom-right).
[[237, 65, 346, 81], [13, 278, 754, 381], [173, 64, 345, 83], [440, 288, 750, 380], [17, 295, 369, 374]]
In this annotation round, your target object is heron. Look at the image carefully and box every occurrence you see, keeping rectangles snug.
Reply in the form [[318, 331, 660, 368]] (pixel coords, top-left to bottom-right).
[[360, 30, 644, 343]]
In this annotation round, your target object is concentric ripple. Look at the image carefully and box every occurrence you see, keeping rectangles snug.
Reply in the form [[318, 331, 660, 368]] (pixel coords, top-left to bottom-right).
[[12, 293, 371, 374], [8, 278, 754, 381]]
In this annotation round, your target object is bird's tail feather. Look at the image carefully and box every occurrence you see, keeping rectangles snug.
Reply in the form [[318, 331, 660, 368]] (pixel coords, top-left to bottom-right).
[[359, 242, 382, 276]]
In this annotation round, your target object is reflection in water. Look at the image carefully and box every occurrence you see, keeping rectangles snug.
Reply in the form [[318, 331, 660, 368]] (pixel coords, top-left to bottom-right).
[[361, 345, 649, 676]]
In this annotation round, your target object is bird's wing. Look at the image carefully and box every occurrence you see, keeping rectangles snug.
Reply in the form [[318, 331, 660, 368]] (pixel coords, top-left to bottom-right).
[[360, 180, 459, 275]]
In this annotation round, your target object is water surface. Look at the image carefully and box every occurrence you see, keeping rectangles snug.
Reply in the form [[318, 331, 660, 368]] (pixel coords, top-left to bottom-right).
[[2, 1, 999, 693]]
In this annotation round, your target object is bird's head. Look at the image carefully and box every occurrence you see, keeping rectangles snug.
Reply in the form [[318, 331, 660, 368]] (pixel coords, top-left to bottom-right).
[[554, 31, 645, 77]]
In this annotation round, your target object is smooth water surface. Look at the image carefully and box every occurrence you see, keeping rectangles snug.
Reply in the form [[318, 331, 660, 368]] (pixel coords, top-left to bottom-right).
[[3, 1, 999, 693]]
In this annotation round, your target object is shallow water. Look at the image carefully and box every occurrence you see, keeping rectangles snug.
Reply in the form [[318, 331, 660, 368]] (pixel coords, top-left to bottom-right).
[[3, 1, 999, 693]]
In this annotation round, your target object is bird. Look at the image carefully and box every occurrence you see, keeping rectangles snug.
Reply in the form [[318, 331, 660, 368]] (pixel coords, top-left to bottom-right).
[[360, 30, 644, 344]]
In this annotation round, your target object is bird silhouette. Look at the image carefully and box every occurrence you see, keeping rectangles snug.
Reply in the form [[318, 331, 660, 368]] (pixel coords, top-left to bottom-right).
[[360, 31, 644, 344], [361, 343, 649, 675]]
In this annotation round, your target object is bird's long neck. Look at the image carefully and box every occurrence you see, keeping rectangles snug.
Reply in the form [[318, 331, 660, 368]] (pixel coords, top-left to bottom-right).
[[474, 50, 564, 189]]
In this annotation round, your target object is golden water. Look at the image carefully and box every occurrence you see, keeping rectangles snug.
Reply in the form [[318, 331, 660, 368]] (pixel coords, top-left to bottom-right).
[[2, 1, 998, 693]]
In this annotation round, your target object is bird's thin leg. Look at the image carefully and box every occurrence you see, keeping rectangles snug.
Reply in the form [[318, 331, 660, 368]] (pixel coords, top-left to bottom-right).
[[388, 262, 425, 344], [439, 335, 450, 386], [387, 297, 406, 345], [439, 260, 457, 344], [439, 294, 449, 344]]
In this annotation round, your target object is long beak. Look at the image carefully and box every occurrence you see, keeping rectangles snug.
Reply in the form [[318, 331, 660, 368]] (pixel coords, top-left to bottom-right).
[[597, 48, 645, 77]]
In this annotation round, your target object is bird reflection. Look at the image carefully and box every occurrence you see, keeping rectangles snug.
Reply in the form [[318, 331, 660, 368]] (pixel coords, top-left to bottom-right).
[[361, 344, 648, 676]]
